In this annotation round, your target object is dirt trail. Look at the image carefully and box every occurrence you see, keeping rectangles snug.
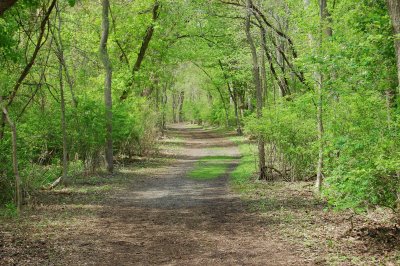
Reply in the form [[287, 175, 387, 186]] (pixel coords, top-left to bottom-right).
[[2, 125, 305, 265]]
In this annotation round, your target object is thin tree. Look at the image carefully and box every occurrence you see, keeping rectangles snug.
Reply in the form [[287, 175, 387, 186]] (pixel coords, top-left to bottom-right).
[[58, 12, 68, 182], [100, 0, 113, 174], [315, 0, 332, 192], [245, 0, 266, 180], [387, 0, 400, 93], [0, 97, 21, 211]]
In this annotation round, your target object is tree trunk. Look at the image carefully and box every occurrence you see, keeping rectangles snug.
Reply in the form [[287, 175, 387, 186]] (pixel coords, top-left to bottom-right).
[[53, 5, 69, 182], [0, 98, 21, 211], [233, 90, 242, 135], [276, 38, 289, 97], [59, 61, 68, 181], [387, 0, 400, 92], [178, 91, 185, 123], [219, 60, 242, 134], [315, 73, 324, 192], [161, 82, 168, 132], [315, 0, 332, 192], [260, 27, 267, 106], [0, 0, 18, 16], [59, 44, 68, 182], [245, 0, 266, 180], [100, 0, 113, 174], [172, 91, 178, 123]]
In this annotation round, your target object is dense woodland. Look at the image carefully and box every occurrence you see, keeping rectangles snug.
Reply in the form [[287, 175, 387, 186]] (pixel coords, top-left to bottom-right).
[[0, 0, 400, 222]]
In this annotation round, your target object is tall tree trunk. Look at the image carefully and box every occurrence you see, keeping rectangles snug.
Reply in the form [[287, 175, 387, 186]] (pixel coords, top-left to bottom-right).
[[260, 27, 267, 106], [100, 0, 113, 174], [276, 37, 289, 96], [0, 97, 21, 211], [59, 47, 68, 183], [315, 0, 332, 192], [178, 91, 185, 123], [59, 57, 68, 181], [172, 91, 178, 123], [54, 5, 78, 108], [387, 0, 400, 93], [161, 82, 168, 132], [315, 74, 324, 192], [245, 0, 266, 180], [232, 89, 242, 135], [54, 5, 69, 182]]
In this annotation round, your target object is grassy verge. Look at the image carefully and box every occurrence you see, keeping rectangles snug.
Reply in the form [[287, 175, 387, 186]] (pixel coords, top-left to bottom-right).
[[188, 155, 234, 180], [229, 135, 400, 265], [229, 136, 259, 192]]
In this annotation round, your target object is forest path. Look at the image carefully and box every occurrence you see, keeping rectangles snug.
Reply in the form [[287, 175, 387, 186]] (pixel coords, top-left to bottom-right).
[[67, 124, 301, 265], [1, 125, 303, 265]]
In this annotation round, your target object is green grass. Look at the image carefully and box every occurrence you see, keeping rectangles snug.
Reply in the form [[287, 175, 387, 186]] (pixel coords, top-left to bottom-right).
[[229, 136, 258, 190], [188, 155, 234, 180]]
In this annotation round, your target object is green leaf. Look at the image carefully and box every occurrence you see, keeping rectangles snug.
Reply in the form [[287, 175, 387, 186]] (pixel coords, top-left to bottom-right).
[[67, 0, 76, 7]]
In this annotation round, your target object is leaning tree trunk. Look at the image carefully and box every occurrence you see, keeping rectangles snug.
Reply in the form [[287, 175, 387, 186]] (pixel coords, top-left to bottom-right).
[[100, 0, 113, 174], [245, 0, 266, 180]]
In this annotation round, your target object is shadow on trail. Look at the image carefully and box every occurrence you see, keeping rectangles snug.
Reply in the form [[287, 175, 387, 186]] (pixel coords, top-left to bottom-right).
[[79, 124, 302, 265], [24, 124, 303, 265]]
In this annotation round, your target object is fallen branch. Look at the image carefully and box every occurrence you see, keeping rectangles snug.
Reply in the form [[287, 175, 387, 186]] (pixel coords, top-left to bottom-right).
[[42, 176, 62, 190]]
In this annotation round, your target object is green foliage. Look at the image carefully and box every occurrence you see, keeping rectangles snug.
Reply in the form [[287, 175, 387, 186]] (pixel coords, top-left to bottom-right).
[[0, 202, 18, 218], [242, 0, 400, 214], [246, 94, 317, 179], [67, 0, 76, 7], [230, 137, 257, 186], [0, 0, 399, 219], [323, 91, 400, 211]]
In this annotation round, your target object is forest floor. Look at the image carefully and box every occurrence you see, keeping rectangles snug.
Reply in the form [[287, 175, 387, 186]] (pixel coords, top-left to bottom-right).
[[1, 124, 400, 265]]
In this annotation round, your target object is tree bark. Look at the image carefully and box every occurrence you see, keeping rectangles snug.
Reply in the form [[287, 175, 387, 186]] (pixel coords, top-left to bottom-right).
[[218, 60, 242, 134], [260, 28, 267, 105], [0, 97, 21, 211], [172, 91, 178, 123], [57, 19, 68, 182], [245, 0, 266, 180], [387, 0, 400, 92], [178, 91, 185, 123], [100, 0, 113, 174], [0, 0, 18, 16], [161, 82, 168, 132], [315, 0, 332, 192]]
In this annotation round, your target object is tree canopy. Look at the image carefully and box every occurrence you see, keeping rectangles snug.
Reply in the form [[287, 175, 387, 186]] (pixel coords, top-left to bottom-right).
[[0, 0, 399, 218]]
